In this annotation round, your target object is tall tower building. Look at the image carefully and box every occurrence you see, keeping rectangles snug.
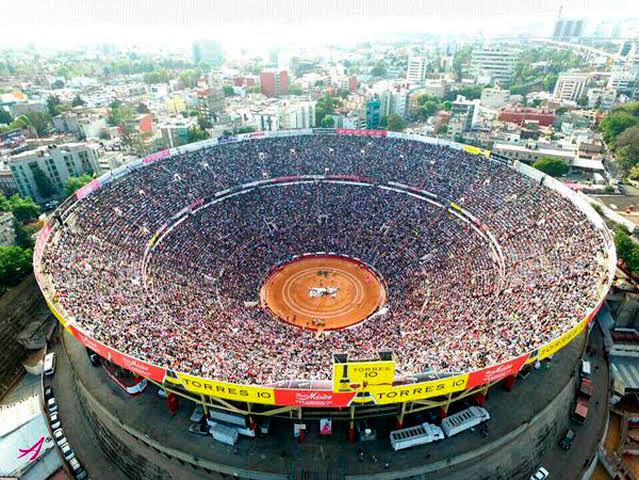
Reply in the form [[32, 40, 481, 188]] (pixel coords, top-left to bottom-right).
[[406, 57, 427, 83]]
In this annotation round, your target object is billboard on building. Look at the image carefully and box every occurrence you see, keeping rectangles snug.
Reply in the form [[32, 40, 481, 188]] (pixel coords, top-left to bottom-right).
[[332, 359, 396, 393]]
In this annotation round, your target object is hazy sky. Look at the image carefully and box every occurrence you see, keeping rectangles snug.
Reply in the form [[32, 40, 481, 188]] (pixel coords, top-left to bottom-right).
[[1, 0, 636, 50]]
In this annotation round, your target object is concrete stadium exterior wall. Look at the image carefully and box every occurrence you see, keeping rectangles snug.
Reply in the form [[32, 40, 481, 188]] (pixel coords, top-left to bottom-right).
[[33, 129, 616, 409], [68, 333, 578, 480]]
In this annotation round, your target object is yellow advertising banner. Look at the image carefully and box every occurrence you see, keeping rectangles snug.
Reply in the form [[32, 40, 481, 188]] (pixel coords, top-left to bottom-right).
[[172, 373, 276, 405], [536, 317, 589, 361], [463, 145, 491, 158], [372, 374, 469, 405], [333, 360, 396, 393], [46, 298, 68, 328]]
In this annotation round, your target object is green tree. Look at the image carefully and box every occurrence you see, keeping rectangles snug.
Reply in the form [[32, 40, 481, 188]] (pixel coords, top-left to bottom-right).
[[370, 60, 387, 78], [542, 73, 558, 92], [452, 45, 473, 82], [0, 193, 10, 212], [615, 125, 639, 173], [0, 246, 33, 292], [197, 115, 212, 130], [320, 115, 335, 128], [236, 126, 256, 134], [187, 127, 210, 144], [25, 111, 52, 136], [56, 65, 72, 79], [315, 95, 341, 126], [612, 101, 639, 117], [577, 96, 589, 107], [71, 95, 86, 107], [416, 100, 440, 120], [617, 124, 639, 150], [599, 111, 638, 145], [179, 69, 200, 88], [387, 114, 406, 132], [46, 95, 62, 116], [51, 79, 65, 89], [532, 157, 569, 177], [288, 86, 303, 95], [442, 101, 453, 111], [618, 144, 639, 174], [614, 226, 639, 273], [31, 165, 56, 198], [136, 102, 150, 113], [7, 194, 41, 222], [14, 220, 36, 249], [0, 108, 12, 124], [436, 124, 448, 135], [222, 85, 235, 97], [65, 175, 94, 197], [109, 100, 123, 126]]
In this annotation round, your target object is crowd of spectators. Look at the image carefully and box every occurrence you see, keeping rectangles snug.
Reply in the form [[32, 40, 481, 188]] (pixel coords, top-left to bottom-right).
[[40, 135, 610, 385]]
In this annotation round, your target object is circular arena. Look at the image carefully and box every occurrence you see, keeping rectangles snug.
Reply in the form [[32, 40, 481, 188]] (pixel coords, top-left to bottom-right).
[[35, 131, 615, 412]]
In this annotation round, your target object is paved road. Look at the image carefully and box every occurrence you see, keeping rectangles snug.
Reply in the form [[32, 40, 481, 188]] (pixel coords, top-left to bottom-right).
[[537, 322, 609, 478], [48, 332, 129, 480]]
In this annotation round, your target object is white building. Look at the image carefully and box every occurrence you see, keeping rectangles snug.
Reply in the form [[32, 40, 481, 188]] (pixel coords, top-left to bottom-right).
[[279, 100, 316, 130], [480, 87, 510, 109], [471, 47, 519, 86], [253, 108, 280, 131], [369, 82, 410, 120], [492, 142, 575, 165], [251, 100, 316, 131], [586, 87, 617, 111], [406, 57, 428, 83], [553, 72, 589, 102], [607, 69, 637, 97], [625, 42, 639, 74], [8, 142, 101, 202], [451, 95, 480, 132], [158, 117, 197, 149]]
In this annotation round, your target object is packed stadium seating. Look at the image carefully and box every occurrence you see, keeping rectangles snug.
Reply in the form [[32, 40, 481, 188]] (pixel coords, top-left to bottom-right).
[[40, 135, 609, 385]]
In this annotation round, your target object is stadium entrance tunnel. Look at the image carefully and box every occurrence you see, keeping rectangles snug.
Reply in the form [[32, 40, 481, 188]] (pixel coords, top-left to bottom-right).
[[260, 255, 386, 331]]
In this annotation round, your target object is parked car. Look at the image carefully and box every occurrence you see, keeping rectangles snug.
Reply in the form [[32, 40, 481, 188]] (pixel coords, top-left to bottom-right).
[[530, 466, 549, 480], [559, 429, 576, 450], [52, 428, 67, 447], [47, 398, 58, 414], [44, 353, 56, 376], [50, 412, 61, 430], [43, 200, 60, 212], [60, 442, 75, 462], [44, 386, 54, 400], [86, 347, 101, 367], [69, 458, 88, 479]]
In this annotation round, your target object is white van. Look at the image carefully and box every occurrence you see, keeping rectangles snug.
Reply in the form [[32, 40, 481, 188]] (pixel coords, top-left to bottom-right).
[[44, 353, 56, 376], [581, 360, 591, 378]]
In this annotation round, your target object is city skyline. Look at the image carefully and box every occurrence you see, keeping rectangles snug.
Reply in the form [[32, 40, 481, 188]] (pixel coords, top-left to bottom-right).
[[1, 0, 637, 51]]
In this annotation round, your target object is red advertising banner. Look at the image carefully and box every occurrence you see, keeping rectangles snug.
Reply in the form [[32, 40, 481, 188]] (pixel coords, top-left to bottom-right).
[[143, 149, 171, 165], [69, 325, 166, 383], [75, 179, 101, 201], [189, 198, 204, 211], [466, 354, 529, 389], [325, 175, 375, 183], [335, 128, 387, 137], [274, 389, 357, 407], [271, 176, 304, 183]]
